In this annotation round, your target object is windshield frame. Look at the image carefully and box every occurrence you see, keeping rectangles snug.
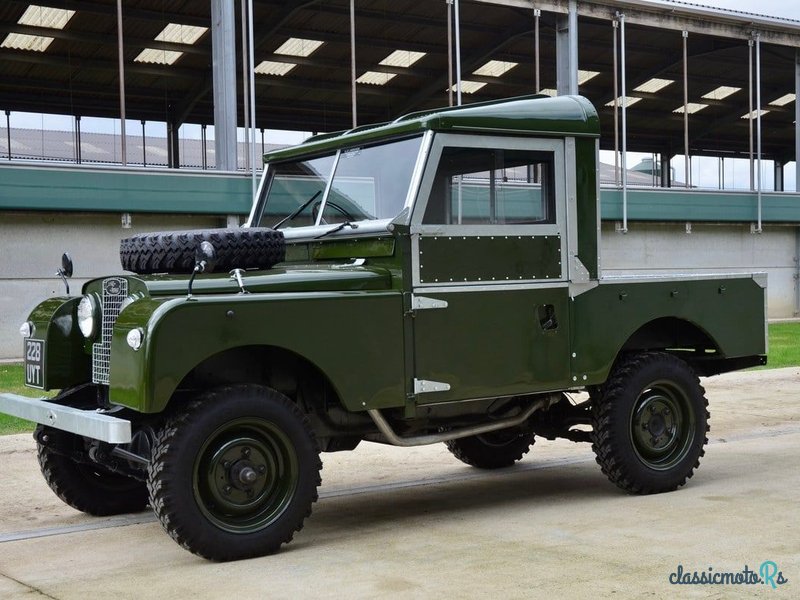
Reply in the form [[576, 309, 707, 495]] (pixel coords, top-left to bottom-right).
[[248, 131, 433, 237]]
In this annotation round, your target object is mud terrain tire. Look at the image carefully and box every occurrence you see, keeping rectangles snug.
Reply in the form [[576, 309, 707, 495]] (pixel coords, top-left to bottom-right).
[[120, 228, 285, 274]]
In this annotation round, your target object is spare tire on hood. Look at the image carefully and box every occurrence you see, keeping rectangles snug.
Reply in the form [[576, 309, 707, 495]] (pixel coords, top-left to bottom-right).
[[120, 228, 285, 275]]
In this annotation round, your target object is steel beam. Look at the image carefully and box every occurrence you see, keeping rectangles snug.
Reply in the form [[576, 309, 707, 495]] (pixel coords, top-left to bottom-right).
[[556, 0, 578, 96], [211, 0, 237, 172]]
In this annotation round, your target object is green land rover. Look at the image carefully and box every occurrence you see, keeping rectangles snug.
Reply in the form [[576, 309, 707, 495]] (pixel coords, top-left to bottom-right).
[[0, 95, 767, 561]]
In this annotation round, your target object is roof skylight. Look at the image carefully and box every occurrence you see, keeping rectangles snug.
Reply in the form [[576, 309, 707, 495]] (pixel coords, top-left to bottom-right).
[[769, 93, 796, 106], [473, 60, 518, 77], [274, 38, 323, 57], [134, 48, 184, 65], [154, 23, 208, 45], [1, 33, 55, 52], [379, 50, 426, 68], [449, 81, 487, 94], [633, 78, 674, 93], [254, 60, 297, 76], [605, 96, 642, 108], [1, 5, 75, 52], [357, 71, 397, 86], [17, 5, 75, 29], [741, 109, 770, 119], [673, 103, 708, 114], [701, 86, 741, 101]]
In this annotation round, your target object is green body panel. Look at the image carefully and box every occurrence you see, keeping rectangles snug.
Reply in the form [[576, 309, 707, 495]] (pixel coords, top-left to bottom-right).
[[412, 287, 572, 402], [284, 237, 395, 262], [418, 235, 561, 283], [109, 291, 405, 413], [140, 265, 392, 296], [570, 277, 767, 383], [0, 164, 252, 214], [26, 296, 90, 390]]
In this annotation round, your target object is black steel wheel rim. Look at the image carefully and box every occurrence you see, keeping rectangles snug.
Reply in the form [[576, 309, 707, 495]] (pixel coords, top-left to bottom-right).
[[193, 418, 298, 534], [629, 380, 696, 471]]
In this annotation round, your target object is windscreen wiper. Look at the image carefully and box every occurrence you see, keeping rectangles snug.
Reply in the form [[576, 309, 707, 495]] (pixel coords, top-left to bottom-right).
[[314, 221, 358, 240], [273, 190, 322, 230]]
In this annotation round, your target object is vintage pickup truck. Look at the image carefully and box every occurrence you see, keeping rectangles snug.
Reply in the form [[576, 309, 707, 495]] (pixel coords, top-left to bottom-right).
[[0, 95, 767, 561]]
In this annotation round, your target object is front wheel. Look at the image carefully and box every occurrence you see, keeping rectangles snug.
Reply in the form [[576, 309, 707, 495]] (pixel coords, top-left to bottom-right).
[[147, 385, 322, 561], [37, 428, 148, 515], [591, 352, 709, 494]]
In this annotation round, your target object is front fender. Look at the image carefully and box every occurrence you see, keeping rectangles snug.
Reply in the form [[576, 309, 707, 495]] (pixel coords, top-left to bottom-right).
[[109, 291, 405, 413], [27, 296, 90, 390]]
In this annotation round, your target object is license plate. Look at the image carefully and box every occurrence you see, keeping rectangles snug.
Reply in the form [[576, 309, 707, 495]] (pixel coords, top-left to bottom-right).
[[24, 339, 45, 389]]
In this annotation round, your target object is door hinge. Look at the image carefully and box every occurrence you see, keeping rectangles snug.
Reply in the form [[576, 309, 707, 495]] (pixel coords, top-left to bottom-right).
[[414, 378, 451, 394], [409, 295, 448, 313]]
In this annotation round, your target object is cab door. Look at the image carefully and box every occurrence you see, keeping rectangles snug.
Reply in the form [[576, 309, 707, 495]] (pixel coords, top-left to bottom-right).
[[408, 134, 573, 404]]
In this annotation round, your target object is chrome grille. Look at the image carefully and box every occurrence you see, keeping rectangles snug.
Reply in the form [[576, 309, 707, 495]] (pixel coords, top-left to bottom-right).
[[92, 277, 128, 384]]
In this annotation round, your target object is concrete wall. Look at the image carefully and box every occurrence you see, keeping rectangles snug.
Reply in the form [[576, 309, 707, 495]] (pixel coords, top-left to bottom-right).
[[600, 222, 799, 318], [0, 212, 228, 360], [0, 214, 797, 359]]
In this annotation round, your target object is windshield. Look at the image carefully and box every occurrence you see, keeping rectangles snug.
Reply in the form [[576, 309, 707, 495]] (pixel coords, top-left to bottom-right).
[[257, 135, 423, 230]]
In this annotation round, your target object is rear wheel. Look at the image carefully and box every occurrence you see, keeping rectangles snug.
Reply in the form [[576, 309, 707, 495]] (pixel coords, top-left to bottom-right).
[[445, 429, 534, 469], [37, 428, 148, 516], [591, 352, 709, 494], [147, 385, 321, 561]]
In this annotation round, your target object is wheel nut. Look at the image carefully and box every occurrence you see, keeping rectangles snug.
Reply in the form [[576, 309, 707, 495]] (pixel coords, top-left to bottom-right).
[[223, 485, 232, 495], [223, 461, 231, 469], [258, 465, 267, 474], [242, 447, 251, 458], [663, 408, 671, 416]]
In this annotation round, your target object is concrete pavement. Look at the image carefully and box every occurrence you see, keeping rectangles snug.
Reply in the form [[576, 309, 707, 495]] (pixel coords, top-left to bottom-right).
[[0, 367, 798, 599]]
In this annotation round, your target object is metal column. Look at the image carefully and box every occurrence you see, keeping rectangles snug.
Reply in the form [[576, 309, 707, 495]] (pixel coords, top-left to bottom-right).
[[660, 153, 670, 188], [116, 0, 127, 166], [447, 0, 453, 106], [534, 8, 541, 92], [775, 161, 784, 192], [454, 0, 462, 105], [247, 0, 257, 199], [556, 0, 578, 96], [756, 33, 763, 233], [682, 30, 689, 188], [211, 0, 237, 171], [612, 17, 619, 185], [350, 0, 357, 127], [618, 12, 628, 233], [749, 39, 754, 190], [796, 49, 800, 192]]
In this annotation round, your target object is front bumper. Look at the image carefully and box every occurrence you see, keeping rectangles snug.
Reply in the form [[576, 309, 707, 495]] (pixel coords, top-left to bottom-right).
[[0, 393, 131, 443]]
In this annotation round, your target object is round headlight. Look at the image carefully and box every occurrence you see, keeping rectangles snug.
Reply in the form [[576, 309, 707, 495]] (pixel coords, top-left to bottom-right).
[[126, 328, 144, 351], [19, 321, 33, 338], [77, 295, 98, 339]]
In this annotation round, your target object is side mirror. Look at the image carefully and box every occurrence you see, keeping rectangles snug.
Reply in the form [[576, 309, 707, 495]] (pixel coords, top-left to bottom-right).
[[56, 252, 74, 294], [61, 253, 74, 278], [194, 241, 217, 274], [187, 241, 217, 299]]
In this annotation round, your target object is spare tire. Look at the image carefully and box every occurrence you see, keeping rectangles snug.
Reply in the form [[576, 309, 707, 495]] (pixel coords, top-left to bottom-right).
[[120, 228, 285, 275]]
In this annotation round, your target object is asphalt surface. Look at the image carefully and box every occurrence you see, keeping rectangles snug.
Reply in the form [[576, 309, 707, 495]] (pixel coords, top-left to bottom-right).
[[1, 367, 798, 599]]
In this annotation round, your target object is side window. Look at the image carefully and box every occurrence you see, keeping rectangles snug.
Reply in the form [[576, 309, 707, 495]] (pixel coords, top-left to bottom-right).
[[423, 147, 555, 225]]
